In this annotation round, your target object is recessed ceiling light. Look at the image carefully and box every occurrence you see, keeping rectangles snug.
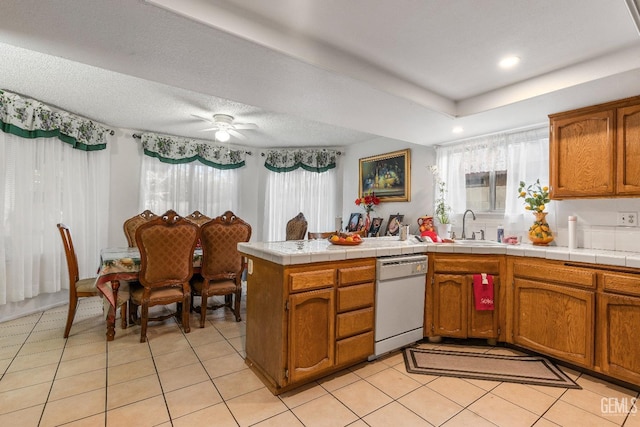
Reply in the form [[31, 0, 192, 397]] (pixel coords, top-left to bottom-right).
[[499, 56, 520, 69], [452, 126, 464, 134]]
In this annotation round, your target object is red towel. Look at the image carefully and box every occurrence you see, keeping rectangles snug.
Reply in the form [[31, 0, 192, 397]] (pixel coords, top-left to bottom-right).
[[473, 273, 494, 311]]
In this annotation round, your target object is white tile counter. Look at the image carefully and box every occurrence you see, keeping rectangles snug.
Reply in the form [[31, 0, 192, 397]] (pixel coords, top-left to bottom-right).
[[239, 235, 640, 268], [238, 236, 428, 265]]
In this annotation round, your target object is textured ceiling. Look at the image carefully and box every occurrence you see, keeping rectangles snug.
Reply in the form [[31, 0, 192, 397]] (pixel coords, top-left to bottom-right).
[[0, 0, 639, 148]]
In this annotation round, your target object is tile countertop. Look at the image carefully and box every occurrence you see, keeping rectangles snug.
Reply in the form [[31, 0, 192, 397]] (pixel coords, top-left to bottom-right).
[[238, 235, 640, 268]]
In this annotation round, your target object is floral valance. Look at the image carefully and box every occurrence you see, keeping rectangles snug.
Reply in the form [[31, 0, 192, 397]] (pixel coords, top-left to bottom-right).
[[264, 148, 338, 173], [0, 90, 111, 150], [141, 132, 246, 169]]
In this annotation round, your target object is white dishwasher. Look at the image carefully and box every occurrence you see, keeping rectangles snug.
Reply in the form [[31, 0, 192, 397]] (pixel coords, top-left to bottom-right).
[[370, 254, 427, 359]]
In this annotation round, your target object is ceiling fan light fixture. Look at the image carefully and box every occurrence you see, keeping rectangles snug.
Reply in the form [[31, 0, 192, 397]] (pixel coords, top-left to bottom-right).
[[215, 129, 230, 142]]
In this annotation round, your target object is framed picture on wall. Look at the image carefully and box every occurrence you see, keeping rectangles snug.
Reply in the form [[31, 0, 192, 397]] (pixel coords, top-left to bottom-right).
[[347, 213, 363, 232], [359, 149, 411, 202], [385, 214, 404, 236]]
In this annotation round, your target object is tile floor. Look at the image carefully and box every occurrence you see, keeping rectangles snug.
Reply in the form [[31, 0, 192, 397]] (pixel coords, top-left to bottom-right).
[[1, 297, 639, 427]]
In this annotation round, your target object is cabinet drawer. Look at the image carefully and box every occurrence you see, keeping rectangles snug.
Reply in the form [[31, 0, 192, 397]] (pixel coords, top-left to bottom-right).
[[513, 261, 596, 289], [336, 331, 373, 366], [602, 272, 640, 297], [434, 258, 500, 274], [336, 307, 374, 339], [337, 283, 374, 312], [338, 264, 375, 286], [289, 269, 335, 293]]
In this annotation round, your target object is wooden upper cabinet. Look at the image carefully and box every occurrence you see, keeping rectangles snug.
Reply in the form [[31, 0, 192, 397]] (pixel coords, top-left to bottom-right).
[[549, 95, 640, 199], [549, 110, 615, 198], [617, 104, 640, 195]]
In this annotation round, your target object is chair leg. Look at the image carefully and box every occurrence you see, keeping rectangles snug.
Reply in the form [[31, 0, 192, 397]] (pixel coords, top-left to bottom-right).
[[129, 302, 139, 325], [182, 295, 191, 334], [64, 298, 78, 338], [120, 302, 128, 329], [140, 304, 149, 343], [200, 292, 207, 328], [234, 289, 242, 322]]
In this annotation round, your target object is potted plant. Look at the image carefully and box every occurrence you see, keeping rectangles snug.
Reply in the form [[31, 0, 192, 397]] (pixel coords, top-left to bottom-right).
[[518, 179, 554, 245], [430, 166, 452, 238], [435, 180, 451, 225]]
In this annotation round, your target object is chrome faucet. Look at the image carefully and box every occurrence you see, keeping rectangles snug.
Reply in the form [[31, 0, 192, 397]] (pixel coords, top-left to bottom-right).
[[461, 209, 476, 239]]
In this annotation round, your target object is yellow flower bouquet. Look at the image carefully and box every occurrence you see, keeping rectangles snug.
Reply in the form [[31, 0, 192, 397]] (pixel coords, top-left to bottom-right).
[[518, 179, 554, 245], [518, 179, 550, 212]]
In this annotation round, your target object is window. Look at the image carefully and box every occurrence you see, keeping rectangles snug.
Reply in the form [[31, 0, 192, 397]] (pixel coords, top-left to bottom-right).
[[139, 155, 239, 216], [436, 126, 549, 225], [465, 170, 507, 212]]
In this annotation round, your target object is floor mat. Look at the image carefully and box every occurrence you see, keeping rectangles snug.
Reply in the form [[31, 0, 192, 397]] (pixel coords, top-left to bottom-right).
[[404, 347, 581, 389]]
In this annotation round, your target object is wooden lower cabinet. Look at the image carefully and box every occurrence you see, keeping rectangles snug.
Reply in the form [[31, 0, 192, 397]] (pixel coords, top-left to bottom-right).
[[428, 254, 502, 340], [513, 278, 594, 367], [288, 288, 335, 384], [245, 257, 375, 394], [597, 271, 640, 385], [510, 258, 596, 368]]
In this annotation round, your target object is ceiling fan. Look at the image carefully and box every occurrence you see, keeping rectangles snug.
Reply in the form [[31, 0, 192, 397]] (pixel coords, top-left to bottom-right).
[[191, 113, 258, 141]]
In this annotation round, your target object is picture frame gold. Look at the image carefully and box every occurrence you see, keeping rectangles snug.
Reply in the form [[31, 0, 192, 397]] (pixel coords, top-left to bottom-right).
[[359, 149, 410, 202]]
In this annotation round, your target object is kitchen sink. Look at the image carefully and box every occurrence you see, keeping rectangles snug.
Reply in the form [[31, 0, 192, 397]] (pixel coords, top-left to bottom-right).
[[452, 239, 505, 246]]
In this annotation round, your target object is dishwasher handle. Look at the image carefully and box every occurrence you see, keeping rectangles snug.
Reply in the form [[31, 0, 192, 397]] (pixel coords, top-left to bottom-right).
[[377, 257, 427, 281]]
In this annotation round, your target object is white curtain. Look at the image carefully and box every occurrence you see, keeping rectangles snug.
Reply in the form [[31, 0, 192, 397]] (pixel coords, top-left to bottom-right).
[[504, 127, 550, 229], [264, 168, 338, 241], [139, 155, 240, 217], [0, 132, 110, 304], [436, 125, 549, 228]]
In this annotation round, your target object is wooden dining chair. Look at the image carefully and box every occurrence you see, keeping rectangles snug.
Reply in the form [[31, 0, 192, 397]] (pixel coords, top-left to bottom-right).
[[184, 210, 212, 226], [123, 209, 156, 247], [308, 231, 334, 240], [191, 210, 252, 327], [129, 210, 199, 342], [57, 223, 129, 337], [286, 212, 307, 240]]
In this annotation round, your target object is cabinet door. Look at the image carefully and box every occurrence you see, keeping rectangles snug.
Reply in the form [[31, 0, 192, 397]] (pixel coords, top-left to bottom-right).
[[433, 274, 467, 338], [468, 276, 499, 339], [513, 278, 594, 367], [288, 288, 335, 384], [597, 293, 640, 384], [550, 110, 615, 198], [617, 104, 640, 195]]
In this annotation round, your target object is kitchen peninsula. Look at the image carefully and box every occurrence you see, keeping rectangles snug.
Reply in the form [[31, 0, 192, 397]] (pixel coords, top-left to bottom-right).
[[238, 236, 428, 395], [239, 237, 640, 394]]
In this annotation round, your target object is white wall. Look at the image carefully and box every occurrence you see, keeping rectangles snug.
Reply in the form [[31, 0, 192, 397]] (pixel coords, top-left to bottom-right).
[[341, 138, 437, 235]]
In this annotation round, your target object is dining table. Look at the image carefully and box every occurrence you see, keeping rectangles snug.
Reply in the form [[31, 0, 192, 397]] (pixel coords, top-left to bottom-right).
[[95, 246, 202, 341]]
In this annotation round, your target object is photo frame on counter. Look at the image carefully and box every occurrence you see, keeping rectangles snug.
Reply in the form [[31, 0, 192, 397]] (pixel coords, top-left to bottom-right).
[[369, 217, 384, 237], [359, 149, 411, 202], [385, 214, 404, 236], [347, 213, 363, 232]]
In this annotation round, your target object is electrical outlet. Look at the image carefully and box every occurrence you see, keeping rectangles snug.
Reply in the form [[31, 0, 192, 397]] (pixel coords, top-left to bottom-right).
[[617, 212, 638, 226]]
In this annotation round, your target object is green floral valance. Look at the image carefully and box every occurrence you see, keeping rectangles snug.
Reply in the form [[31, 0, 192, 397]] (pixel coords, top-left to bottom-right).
[[141, 133, 246, 169], [264, 148, 338, 173], [0, 90, 111, 150]]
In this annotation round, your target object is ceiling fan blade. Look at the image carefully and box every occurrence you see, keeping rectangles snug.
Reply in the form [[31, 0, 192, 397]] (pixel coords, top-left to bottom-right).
[[228, 129, 246, 140], [198, 127, 219, 132], [233, 123, 258, 130], [191, 114, 214, 123]]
